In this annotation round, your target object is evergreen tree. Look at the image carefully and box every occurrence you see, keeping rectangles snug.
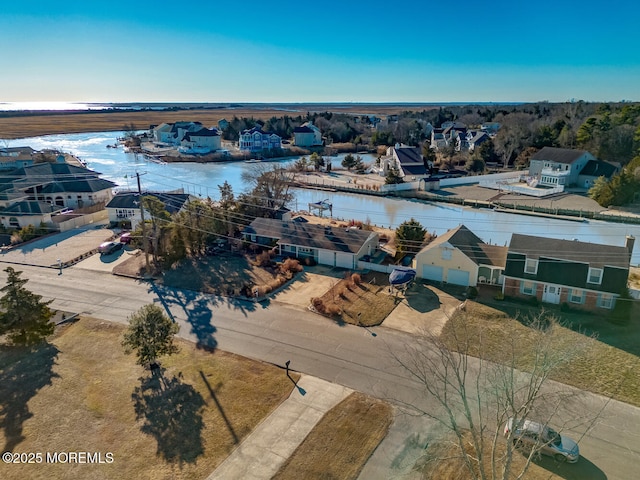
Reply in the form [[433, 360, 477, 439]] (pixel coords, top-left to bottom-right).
[[395, 218, 427, 254], [122, 304, 179, 368], [0, 267, 54, 346]]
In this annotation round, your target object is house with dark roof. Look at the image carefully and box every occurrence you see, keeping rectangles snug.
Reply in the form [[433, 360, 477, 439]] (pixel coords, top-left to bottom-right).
[[381, 144, 429, 180], [244, 217, 378, 270], [293, 121, 323, 147], [529, 147, 596, 187], [577, 159, 620, 189], [0, 163, 116, 229], [179, 127, 221, 153], [0, 147, 38, 170], [239, 126, 282, 153], [467, 131, 491, 152], [502, 234, 633, 311], [105, 191, 195, 229], [414, 225, 507, 287]]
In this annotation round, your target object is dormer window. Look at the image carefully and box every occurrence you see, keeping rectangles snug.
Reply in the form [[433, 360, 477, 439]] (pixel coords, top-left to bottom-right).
[[524, 258, 538, 274], [587, 267, 603, 285]]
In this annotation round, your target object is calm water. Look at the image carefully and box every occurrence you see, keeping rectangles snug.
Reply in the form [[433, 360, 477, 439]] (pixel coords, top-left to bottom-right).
[[7, 132, 640, 264]]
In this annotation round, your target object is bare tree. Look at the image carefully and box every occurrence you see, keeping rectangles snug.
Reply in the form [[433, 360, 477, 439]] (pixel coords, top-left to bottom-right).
[[391, 309, 604, 480]]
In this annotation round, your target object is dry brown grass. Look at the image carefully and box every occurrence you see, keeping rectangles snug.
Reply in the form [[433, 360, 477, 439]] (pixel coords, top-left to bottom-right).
[[0, 317, 296, 480], [417, 430, 562, 480], [0, 105, 437, 139], [441, 302, 640, 407], [273, 392, 392, 480], [316, 272, 398, 326]]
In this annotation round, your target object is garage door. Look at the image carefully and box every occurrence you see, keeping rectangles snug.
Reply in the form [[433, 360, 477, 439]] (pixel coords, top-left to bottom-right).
[[447, 269, 470, 286], [421, 265, 443, 282], [335, 252, 354, 269], [318, 250, 335, 266]]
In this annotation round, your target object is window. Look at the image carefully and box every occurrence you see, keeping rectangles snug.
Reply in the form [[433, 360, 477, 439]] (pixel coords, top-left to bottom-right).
[[587, 267, 603, 284], [569, 289, 584, 304], [598, 294, 614, 309], [521, 281, 536, 296], [524, 258, 538, 274], [441, 247, 452, 260]]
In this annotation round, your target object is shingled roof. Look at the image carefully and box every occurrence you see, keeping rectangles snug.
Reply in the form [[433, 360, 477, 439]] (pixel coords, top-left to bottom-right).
[[426, 225, 507, 267], [246, 217, 375, 254], [508, 233, 630, 269], [530, 147, 591, 164]]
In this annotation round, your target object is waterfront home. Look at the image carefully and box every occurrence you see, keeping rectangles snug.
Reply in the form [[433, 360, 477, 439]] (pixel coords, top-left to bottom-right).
[[179, 127, 221, 153], [293, 121, 323, 147], [239, 126, 282, 153], [528, 147, 599, 187], [502, 234, 633, 311], [244, 217, 378, 270], [414, 225, 507, 287], [380, 144, 429, 180], [0, 163, 116, 229], [105, 191, 194, 230]]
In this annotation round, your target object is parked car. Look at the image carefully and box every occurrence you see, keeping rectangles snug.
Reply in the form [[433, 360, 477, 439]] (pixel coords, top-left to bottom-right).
[[504, 418, 579, 463], [119, 232, 132, 244], [98, 241, 122, 255]]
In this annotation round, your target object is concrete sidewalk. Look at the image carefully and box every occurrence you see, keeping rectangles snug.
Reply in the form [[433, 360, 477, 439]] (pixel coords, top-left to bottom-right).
[[207, 375, 352, 480]]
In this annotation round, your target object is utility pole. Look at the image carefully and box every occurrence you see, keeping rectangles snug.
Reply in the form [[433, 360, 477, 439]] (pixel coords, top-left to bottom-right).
[[136, 172, 150, 274]]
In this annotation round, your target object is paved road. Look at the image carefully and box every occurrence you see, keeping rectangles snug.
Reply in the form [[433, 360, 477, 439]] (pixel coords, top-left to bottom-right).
[[1, 264, 638, 479]]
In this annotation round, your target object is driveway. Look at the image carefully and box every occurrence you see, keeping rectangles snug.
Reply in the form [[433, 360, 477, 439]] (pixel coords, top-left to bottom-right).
[[0, 222, 115, 268], [273, 265, 345, 310]]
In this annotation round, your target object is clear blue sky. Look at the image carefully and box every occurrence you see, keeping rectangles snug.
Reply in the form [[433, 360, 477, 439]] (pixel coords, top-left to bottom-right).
[[1, 0, 638, 103]]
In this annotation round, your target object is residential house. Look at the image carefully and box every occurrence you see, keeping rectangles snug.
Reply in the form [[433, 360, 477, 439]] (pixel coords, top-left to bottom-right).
[[380, 144, 429, 180], [430, 128, 447, 150], [467, 131, 490, 152], [244, 217, 378, 270], [153, 121, 204, 145], [0, 163, 116, 229], [239, 126, 282, 153], [414, 225, 507, 287], [293, 121, 323, 147], [218, 118, 229, 131], [481, 122, 501, 136], [528, 147, 596, 187], [105, 191, 194, 230], [577, 159, 620, 189], [502, 234, 633, 311], [0, 147, 37, 170], [179, 127, 221, 153]]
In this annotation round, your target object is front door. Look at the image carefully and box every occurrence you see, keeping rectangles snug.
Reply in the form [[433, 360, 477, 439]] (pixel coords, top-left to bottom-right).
[[542, 284, 561, 304]]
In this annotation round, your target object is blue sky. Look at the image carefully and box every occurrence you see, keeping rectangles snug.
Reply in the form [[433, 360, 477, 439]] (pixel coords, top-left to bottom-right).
[[1, 0, 638, 103]]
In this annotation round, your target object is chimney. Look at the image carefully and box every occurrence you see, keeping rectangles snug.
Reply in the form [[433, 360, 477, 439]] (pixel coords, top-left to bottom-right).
[[625, 235, 635, 256]]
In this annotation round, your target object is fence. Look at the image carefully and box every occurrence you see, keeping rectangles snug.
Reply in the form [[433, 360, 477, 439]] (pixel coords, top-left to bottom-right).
[[56, 211, 108, 232]]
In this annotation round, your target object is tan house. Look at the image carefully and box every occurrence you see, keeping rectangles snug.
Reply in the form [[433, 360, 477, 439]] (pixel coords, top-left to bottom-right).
[[414, 225, 507, 287]]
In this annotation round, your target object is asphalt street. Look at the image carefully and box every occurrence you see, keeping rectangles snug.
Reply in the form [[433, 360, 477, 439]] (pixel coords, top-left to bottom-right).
[[1, 264, 638, 479]]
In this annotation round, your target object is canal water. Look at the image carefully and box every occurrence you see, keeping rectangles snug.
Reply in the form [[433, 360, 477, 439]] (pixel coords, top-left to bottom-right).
[[8, 132, 640, 264]]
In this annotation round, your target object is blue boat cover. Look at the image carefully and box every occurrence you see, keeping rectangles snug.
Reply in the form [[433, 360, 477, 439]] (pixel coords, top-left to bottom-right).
[[389, 268, 416, 285]]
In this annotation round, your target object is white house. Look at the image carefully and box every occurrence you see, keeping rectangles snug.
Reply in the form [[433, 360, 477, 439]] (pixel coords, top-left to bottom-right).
[[414, 225, 507, 287], [179, 127, 221, 153], [380, 144, 429, 180], [293, 122, 323, 147], [528, 147, 596, 187], [244, 217, 379, 270], [239, 126, 282, 152], [105, 191, 194, 230]]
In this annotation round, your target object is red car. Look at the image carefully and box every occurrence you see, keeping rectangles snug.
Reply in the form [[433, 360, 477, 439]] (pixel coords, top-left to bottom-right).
[[119, 232, 132, 244]]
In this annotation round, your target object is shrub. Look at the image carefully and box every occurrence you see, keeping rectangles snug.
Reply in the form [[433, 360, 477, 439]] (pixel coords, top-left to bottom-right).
[[325, 303, 342, 316], [467, 286, 478, 299], [255, 250, 272, 267], [312, 297, 326, 313], [281, 258, 303, 274]]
